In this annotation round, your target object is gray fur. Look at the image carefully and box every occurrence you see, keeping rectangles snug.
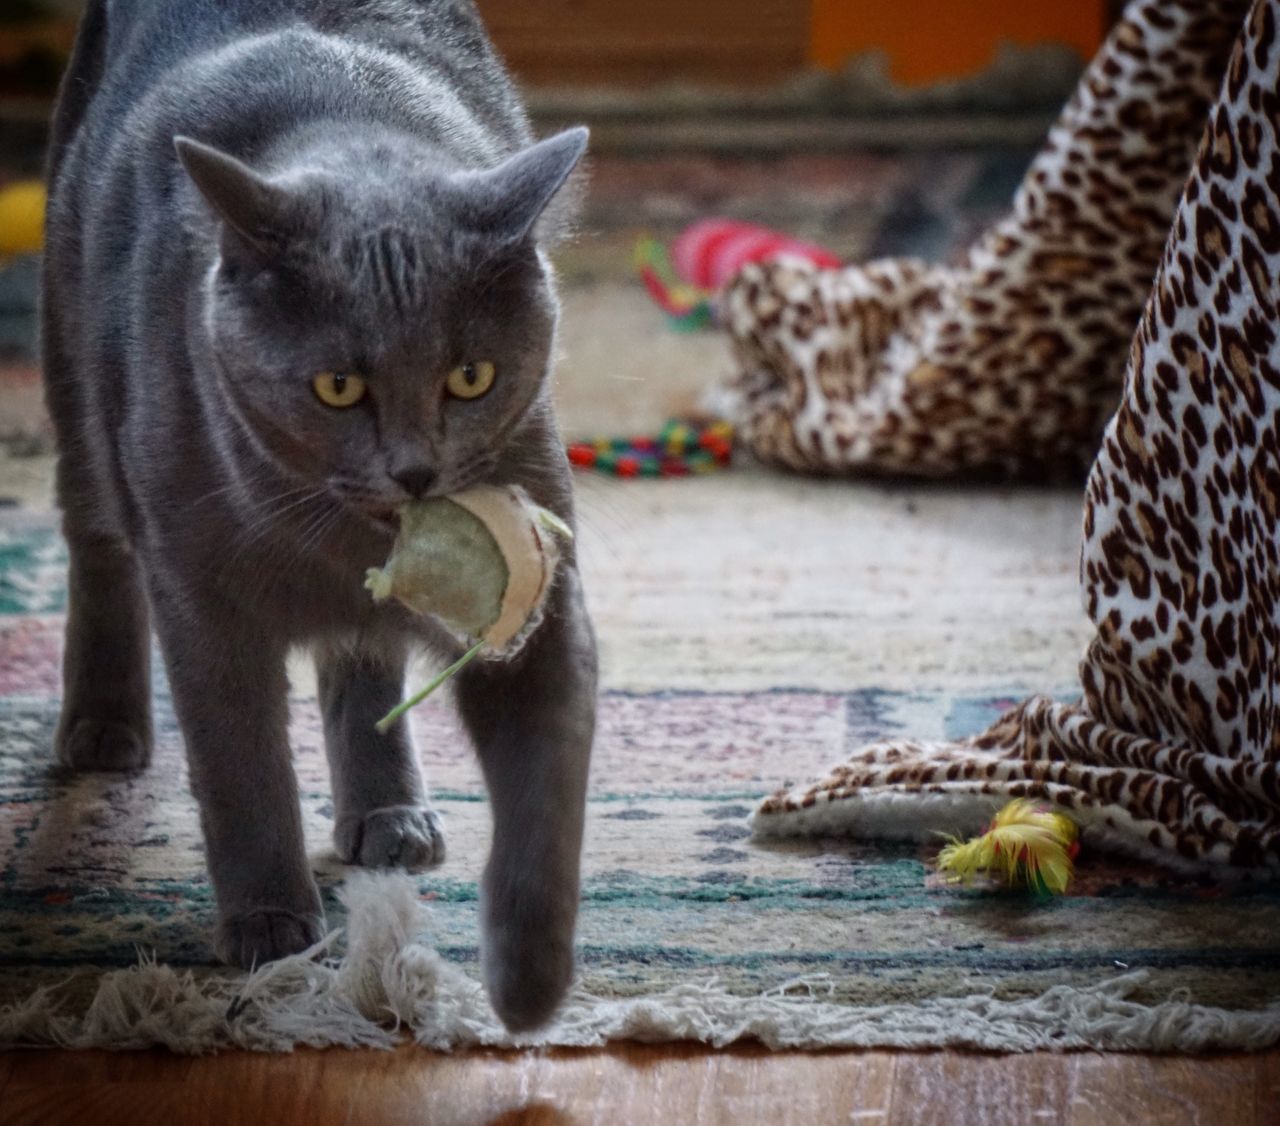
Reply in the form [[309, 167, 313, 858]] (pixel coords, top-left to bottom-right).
[[42, 0, 596, 1032]]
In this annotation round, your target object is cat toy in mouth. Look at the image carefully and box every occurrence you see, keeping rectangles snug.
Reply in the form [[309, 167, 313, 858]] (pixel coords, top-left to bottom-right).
[[365, 485, 572, 732]]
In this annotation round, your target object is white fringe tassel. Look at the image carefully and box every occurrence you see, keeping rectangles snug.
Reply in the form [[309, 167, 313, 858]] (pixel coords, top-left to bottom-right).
[[3, 873, 1278, 1054]]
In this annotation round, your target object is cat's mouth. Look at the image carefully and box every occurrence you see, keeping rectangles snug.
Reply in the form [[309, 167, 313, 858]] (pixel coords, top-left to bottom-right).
[[329, 486, 401, 535], [364, 507, 401, 534]]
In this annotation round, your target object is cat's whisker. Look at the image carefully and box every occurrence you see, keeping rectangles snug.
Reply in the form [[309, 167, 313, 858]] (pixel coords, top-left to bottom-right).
[[205, 484, 334, 595], [295, 504, 345, 561], [291, 492, 340, 541], [190, 486, 320, 561], [188, 465, 318, 510], [573, 511, 626, 565], [237, 501, 347, 609]]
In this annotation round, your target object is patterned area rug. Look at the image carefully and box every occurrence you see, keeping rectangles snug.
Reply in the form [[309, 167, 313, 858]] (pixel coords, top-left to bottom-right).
[[3, 476, 1279, 1052]]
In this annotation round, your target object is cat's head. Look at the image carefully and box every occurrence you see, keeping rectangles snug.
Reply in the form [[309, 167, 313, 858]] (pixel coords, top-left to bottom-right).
[[175, 127, 587, 524]]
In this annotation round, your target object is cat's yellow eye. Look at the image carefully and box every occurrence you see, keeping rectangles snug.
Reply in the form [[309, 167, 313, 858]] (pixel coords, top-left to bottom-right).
[[312, 371, 367, 409], [446, 361, 497, 401]]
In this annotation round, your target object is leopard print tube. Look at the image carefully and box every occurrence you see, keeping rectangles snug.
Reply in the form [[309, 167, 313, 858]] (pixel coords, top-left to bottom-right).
[[754, 0, 1280, 872], [720, 0, 1250, 481]]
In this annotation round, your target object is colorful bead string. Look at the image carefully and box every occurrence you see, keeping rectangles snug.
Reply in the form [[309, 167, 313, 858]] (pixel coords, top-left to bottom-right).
[[567, 419, 734, 478]]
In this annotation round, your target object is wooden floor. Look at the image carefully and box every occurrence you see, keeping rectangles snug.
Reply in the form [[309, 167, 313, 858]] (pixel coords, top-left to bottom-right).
[[1, 1044, 1276, 1126]]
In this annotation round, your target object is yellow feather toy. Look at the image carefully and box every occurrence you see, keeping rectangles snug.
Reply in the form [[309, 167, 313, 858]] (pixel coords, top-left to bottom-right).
[[936, 799, 1080, 896]]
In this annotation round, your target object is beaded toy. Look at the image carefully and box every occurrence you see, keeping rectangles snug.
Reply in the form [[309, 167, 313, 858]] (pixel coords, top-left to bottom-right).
[[566, 418, 734, 478]]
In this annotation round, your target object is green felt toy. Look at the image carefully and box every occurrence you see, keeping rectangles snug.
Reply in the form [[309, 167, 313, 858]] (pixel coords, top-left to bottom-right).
[[365, 485, 572, 732]]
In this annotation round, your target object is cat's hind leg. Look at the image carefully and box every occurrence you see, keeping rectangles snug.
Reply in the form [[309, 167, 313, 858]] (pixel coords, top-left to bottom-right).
[[55, 531, 153, 772], [317, 638, 445, 871], [43, 294, 152, 773]]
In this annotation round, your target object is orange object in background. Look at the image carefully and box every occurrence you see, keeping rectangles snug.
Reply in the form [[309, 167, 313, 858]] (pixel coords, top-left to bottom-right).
[[811, 0, 1106, 85]]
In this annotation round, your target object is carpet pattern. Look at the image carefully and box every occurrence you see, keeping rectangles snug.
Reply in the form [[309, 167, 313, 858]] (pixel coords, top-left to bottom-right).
[[2, 487, 1279, 1048]]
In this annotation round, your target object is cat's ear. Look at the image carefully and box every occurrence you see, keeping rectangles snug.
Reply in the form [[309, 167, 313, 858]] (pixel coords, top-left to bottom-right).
[[175, 136, 297, 262], [453, 127, 588, 243]]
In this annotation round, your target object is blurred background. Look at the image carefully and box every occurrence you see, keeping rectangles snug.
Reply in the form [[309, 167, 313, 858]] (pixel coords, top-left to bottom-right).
[[0, 1, 1121, 483], [1, 1, 1116, 100]]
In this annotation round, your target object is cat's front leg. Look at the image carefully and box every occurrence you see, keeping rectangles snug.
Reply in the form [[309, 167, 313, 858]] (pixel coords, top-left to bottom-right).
[[317, 636, 444, 870], [454, 566, 598, 1032], [149, 579, 323, 967]]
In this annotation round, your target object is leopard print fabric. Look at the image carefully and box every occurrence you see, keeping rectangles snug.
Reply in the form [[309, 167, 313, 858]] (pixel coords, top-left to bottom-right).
[[719, 0, 1249, 480], [753, 0, 1280, 872]]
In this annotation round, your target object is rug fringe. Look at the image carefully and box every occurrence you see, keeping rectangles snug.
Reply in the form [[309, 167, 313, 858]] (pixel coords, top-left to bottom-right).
[[3, 873, 1278, 1054]]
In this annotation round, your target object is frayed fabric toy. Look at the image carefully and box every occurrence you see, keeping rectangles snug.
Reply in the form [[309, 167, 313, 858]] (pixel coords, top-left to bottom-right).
[[366, 484, 571, 731], [936, 799, 1080, 897]]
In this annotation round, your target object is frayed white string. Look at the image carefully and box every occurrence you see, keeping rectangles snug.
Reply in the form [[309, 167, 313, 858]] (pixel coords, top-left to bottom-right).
[[3, 873, 1278, 1054]]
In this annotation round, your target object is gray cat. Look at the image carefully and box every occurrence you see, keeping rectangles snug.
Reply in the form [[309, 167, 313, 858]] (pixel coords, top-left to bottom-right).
[[42, 0, 597, 1032]]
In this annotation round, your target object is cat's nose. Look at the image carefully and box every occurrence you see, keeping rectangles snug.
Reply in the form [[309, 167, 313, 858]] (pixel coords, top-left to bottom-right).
[[390, 464, 438, 499]]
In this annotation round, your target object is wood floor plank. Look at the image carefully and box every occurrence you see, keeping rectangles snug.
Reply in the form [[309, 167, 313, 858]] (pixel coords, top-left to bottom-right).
[[343, 1044, 897, 1126], [1066, 1052, 1261, 1126], [1261, 1049, 1280, 1111], [887, 1051, 1068, 1126], [0, 1052, 14, 1110], [0, 1046, 1276, 1126]]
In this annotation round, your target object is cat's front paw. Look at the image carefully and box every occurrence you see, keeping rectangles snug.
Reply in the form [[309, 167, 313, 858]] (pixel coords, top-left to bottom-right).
[[57, 717, 151, 773], [335, 805, 446, 871], [215, 906, 325, 969], [484, 928, 575, 1033]]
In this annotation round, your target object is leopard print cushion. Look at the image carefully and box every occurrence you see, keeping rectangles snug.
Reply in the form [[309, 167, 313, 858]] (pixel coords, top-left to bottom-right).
[[719, 0, 1249, 480], [754, 0, 1280, 871]]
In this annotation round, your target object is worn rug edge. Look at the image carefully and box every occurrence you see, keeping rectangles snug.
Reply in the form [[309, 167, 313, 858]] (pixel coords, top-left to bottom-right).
[[3, 873, 1278, 1055]]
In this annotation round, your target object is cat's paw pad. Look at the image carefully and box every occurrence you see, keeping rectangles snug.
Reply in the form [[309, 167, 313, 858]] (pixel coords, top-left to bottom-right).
[[336, 805, 446, 871], [215, 907, 325, 969], [57, 718, 151, 773]]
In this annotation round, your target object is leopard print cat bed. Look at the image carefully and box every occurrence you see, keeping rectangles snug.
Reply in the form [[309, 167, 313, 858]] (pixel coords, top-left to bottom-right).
[[746, 0, 1280, 872]]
